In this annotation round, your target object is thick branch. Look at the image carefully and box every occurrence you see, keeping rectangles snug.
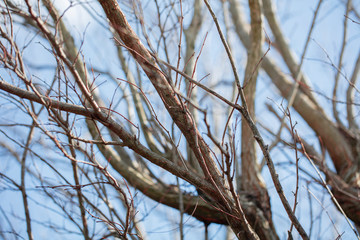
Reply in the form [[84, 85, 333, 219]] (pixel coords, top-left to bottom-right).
[[97, 0, 230, 208], [228, 0, 354, 175]]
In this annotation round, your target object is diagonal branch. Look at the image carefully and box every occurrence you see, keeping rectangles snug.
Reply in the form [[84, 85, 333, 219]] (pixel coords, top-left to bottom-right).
[[228, 0, 354, 177], [97, 0, 230, 208]]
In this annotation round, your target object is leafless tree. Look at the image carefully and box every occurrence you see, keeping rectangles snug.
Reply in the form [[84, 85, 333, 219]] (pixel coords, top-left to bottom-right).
[[0, 0, 359, 239]]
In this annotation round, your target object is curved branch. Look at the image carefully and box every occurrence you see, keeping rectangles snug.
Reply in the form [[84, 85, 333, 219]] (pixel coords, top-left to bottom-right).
[[241, 0, 274, 238], [97, 0, 231, 209], [228, 0, 354, 176], [346, 51, 360, 129], [262, 0, 320, 107], [0, 79, 215, 195], [183, 0, 203, 175], [332, 0, 352, 127]]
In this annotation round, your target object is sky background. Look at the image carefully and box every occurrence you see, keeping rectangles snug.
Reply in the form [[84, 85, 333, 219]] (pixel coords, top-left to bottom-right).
[[1, 0, 360, 239]]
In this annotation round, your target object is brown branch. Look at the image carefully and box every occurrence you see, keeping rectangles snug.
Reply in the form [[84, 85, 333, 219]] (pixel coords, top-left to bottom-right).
[[97, 0, 232, 212], [24, 0, 100, 113], [20, 123, 35, 240], [228, 0, 354, 177], [332, 0, 352, 128], [346, 51, 360, 129], [262, 0, 320, 107]]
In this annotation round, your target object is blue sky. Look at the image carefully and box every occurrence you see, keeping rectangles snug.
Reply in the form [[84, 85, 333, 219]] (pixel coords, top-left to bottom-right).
[[1, 0, 359, 239]]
